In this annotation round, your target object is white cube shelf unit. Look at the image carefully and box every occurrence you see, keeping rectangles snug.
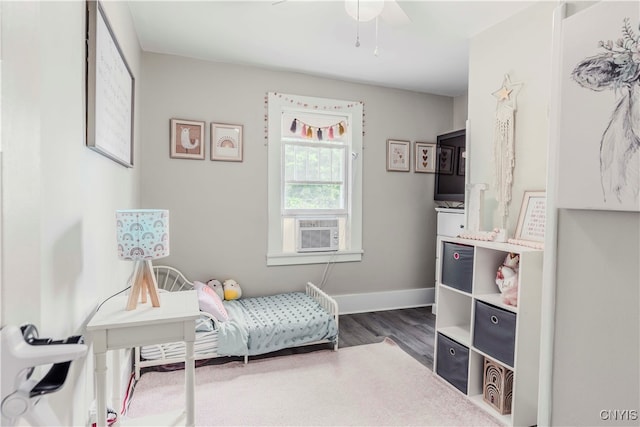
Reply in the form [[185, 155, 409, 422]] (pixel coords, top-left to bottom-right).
[[433, 236, 543, 426]]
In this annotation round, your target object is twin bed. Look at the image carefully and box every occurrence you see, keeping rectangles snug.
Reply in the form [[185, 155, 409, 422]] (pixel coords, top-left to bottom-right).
[[134, 266, 339, 379]]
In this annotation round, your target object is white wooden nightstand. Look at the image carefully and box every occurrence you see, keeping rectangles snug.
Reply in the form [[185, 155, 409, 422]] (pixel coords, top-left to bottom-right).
[[86, 290, 200, 427]]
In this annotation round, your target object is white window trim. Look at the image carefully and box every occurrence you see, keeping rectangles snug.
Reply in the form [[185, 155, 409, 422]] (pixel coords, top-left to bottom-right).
[[267, 92, 363, 266]]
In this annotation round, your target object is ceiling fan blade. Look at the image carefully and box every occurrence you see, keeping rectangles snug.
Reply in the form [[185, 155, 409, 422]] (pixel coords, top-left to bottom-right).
[[381, 0, 411, 26]]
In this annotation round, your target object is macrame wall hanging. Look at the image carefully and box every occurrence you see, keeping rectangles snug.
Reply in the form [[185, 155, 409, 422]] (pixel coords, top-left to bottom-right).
[[491, 74, 523, 229]]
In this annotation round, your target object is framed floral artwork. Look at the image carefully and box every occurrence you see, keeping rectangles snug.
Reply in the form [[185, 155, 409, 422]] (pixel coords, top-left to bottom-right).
[[387, 139, 410, 172], [170, 119, 205, 160], [211, 123, 243, 162], [415, 142, 436, 173]]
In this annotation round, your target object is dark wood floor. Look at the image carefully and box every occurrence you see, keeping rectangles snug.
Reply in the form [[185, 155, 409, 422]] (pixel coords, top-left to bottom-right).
[[338, 306, 436, 369]]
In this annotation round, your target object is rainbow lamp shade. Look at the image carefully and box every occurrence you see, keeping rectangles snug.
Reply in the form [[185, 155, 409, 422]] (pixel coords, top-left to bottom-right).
[[116, 209, 169, 260], [116, 209, 169, 310]]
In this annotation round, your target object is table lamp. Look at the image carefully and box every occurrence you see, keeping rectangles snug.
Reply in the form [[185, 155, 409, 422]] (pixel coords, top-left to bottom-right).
[[116, 209, 170, 310]]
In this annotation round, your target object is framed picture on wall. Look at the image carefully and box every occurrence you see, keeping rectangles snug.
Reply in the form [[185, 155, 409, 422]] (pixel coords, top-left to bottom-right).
[[170, 119, 205, 160], [437, 146, 454, 175], [514, 191, 546, 243], [555, 1, 639, 212], [387, 139, 410, 172], [86, 0, 135, 167], [211, 123, 243, 162], [414, 142, 436, 173]]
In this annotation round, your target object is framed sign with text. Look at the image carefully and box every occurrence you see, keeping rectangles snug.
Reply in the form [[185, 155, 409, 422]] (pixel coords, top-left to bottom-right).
[[514, 191, 546, 243], [86, 0, 135, 167]]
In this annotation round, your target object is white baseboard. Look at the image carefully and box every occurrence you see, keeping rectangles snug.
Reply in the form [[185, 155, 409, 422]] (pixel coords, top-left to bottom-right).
[[333, 287, 435, 315]]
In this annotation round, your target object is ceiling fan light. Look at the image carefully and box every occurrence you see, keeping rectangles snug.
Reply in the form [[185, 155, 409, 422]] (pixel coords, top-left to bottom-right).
[[345, 0, 385, 22]]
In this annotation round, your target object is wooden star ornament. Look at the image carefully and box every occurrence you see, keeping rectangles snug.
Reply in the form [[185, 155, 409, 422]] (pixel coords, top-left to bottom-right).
[[492, 74, 523, 110], [495, 86, 512, 101]]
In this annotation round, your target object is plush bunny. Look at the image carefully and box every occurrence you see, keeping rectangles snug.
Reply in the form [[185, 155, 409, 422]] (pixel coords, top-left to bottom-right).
[[207, 279, 224, 301], [223, 279, 242, 301], [495, 253, 519, 306]]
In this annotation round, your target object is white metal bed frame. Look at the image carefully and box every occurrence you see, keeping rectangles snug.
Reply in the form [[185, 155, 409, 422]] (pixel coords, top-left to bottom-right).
[[133, 265, 339, 379]]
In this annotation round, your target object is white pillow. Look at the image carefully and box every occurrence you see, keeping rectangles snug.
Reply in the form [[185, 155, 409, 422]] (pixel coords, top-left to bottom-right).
[[193, 281, 229, 322]]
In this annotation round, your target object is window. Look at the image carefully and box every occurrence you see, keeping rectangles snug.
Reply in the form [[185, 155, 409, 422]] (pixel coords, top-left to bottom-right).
[[267, 93, 363, 266], [282, 112, 348, 214]]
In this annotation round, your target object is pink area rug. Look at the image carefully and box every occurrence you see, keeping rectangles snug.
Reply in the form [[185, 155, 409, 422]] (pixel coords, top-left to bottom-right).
[[126, 338, 502, 426]]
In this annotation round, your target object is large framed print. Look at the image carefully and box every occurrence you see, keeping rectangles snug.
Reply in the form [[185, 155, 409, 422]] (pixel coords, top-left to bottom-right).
[[86, 0, 135, 167], [555, 1, 639, 211]]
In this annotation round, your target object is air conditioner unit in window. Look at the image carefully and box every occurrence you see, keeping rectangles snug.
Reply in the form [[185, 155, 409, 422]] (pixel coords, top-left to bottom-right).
[[296, 218, 339, 252]]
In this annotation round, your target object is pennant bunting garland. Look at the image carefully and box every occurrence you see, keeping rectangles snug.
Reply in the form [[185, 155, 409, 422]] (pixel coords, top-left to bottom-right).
[[289, 118, 348, 141], [264, 92, 365, 143]]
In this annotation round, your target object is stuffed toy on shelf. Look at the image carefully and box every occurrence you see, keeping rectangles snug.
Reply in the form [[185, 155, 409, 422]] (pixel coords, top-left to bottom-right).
[[495, 252, 519, 307]]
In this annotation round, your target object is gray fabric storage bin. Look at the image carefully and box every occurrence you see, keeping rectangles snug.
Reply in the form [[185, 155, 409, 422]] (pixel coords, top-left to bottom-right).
[[441, 242, 474, 292], [436, 333, 469, 393], [473, 301, 516, 366]]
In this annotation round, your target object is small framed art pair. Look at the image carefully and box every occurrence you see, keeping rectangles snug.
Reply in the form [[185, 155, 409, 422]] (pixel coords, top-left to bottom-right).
[[170, 119, 243, 162], [387, 140, 439, 173]]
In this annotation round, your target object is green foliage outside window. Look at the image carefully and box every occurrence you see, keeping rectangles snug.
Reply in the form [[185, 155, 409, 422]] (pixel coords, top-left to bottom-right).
[[283, 142, 346, 211]]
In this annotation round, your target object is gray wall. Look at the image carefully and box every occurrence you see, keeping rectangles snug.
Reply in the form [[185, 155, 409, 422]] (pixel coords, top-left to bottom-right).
[[139, 53, 454, 298], [469, 2, 640, 425]]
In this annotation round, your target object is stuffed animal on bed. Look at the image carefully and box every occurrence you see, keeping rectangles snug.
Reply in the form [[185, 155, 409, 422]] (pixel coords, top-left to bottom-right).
[[495, 252, 520, 307], [223, 279, 242, 301], [207, 279, 224, 301]]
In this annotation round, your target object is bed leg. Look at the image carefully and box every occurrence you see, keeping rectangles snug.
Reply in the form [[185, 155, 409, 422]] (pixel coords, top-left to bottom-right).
[[244, 355, 248, 364]]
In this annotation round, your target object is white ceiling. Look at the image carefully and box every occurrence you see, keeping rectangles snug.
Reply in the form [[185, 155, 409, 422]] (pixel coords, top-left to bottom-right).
[[128, 0, 536, 97]]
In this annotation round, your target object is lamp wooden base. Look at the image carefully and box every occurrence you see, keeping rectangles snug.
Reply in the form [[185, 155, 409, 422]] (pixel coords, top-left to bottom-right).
[[126, 260, 161, 311]]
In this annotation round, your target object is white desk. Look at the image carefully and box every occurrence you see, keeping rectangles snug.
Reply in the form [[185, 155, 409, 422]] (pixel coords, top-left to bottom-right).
[[86, 290, 200, 427]]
